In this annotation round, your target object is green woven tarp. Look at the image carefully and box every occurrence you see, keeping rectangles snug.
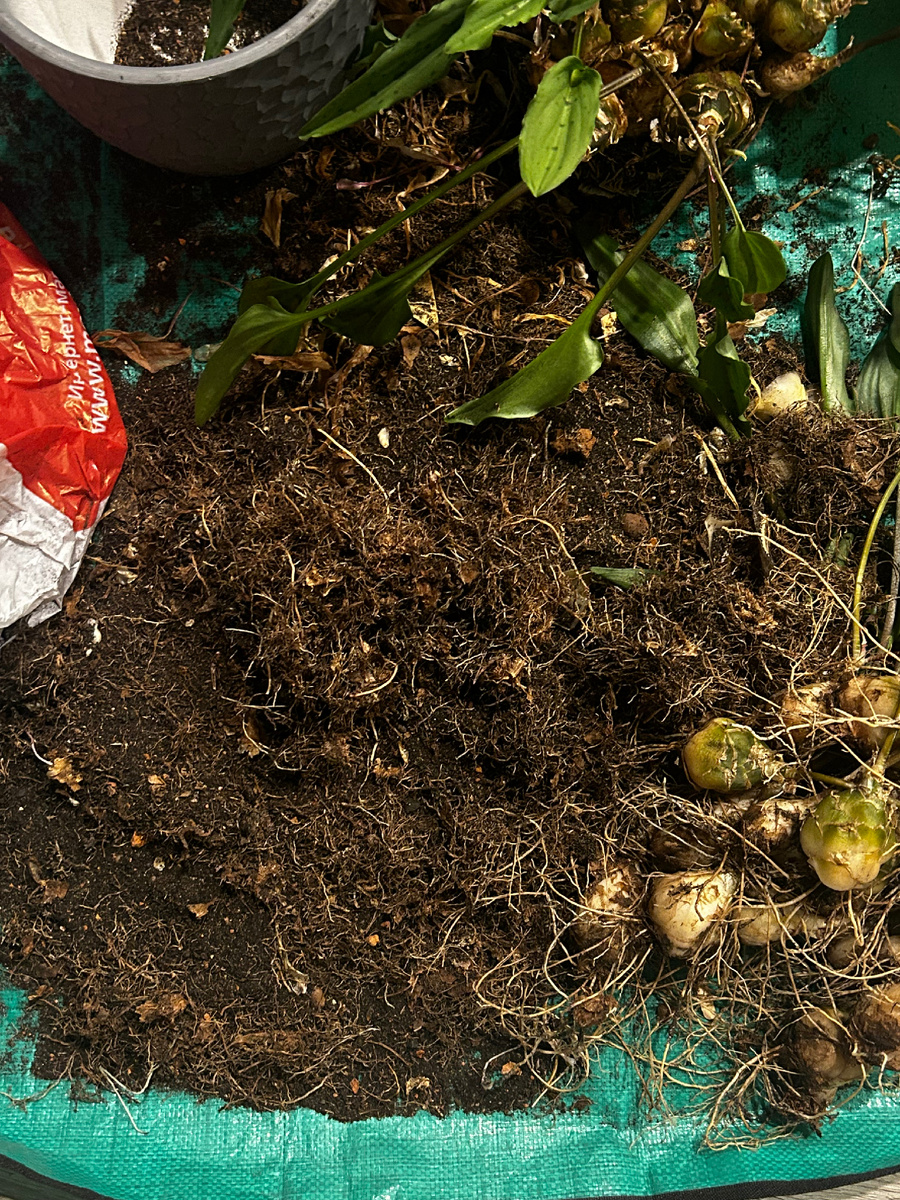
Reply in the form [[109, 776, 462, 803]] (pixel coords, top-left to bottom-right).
[[1, 3, 899, 1196]]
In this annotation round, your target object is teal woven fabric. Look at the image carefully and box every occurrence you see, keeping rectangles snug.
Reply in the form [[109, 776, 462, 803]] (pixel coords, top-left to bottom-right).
[[1, 3, 898, 1196]]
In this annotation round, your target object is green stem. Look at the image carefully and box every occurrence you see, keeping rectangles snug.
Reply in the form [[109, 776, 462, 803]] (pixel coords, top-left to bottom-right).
[[647, 62, 743, 230], [878, 483, 900, 651], [282, 181, 529, 330], [583, 152, 706, 324], [707, 170, 721, 266], [298, 135, 520, 302], [572, 12, 585, 58], [852, 462, 900, 661], [280, 69, 643, 314], [809, 771, 854, 790]]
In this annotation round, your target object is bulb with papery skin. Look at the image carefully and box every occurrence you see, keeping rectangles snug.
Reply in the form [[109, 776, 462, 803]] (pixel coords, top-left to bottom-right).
[[852, 984, 900, 1069], [693, 1, 754, 58], [839, 674, 900, 752], [656, 71, 753, 153], [734, 0, 769, 18], [789, 1007, 863, 1088], [800, 785, 895, 891]]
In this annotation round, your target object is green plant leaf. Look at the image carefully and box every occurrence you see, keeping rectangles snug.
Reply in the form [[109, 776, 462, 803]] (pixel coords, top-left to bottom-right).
[[518, 56, 602, 198], [857, 283, 900, 418], [299, 0, 470, 137], [204, 0, 248, 59], [722, 226, 786, 296], [589, 566, 659, 588], [322, 264, 428, 344], [577, 227, 699, 375], [697, 257, 754, 323], [691, 314, 752, 438], [445, 0, 544, 52], [238, 276, 315, 316], [235, 277, 315, 354], [445, 305, 604, 425], [323, 179, 525, 343], [195, 301, 307, 425], [803, 252, 852, 413], [346, 22, 399, 79]]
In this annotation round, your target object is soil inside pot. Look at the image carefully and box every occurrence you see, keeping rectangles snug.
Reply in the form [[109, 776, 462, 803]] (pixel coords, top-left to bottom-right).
[[115, 0, 303, 66]]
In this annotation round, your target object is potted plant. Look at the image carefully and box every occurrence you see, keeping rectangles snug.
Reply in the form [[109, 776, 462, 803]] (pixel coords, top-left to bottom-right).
[[0, 0, 374, 174]]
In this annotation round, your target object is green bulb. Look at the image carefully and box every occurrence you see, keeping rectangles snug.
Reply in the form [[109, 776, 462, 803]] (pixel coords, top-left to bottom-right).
[[683, 717, 784, 793], [800, 786, 895, 891]]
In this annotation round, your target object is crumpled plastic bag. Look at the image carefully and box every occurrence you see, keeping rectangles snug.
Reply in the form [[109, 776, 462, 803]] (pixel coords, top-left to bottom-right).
[[0, 201, 126, 631]]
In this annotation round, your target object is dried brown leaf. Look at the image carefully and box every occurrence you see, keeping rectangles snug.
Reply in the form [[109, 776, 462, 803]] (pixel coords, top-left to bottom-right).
[[261, 188, 297, 248], [94, 329, 191, 373], [252, 350, 332, 372]]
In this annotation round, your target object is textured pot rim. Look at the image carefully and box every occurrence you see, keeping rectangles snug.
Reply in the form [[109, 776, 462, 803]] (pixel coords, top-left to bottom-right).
[[0, 0, 344, 83]]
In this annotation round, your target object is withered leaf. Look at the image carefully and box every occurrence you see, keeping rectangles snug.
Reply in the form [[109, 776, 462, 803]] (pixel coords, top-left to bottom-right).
[[187, 902, 213, 919], [252, 350, 332, 372], [136, 992, 188, 1023], [260, 188, 297, 248], [94, 329, 192, 373]]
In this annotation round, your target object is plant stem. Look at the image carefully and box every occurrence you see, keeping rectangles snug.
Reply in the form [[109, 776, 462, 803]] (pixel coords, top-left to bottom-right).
[[572, 12, 585, 58], [707, 170, 721, 266], [286, 181, 529, 330], [809, 771, 854, 790], [878, 483, 900, 651], [843, 23, 900, 60], [298, 135, 520, 300], [586, 152, 706, 319], [285, 70, 642, 313], [852, 462, 900, 661]]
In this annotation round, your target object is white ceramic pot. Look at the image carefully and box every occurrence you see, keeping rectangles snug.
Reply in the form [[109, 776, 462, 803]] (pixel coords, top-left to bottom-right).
[[0, 0, 372, 174]]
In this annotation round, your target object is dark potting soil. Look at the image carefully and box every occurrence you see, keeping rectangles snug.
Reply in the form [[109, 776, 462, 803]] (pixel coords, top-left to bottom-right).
[[115, 0, 303, 66], [1, 40, 897, 1129]]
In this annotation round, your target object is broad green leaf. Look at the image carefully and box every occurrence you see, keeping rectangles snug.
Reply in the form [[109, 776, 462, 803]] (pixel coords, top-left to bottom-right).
[[238, 276, 315, 316], [204, 0, 247, 59], [237, 276, 314, 355], [346, 22, 399, 79], [691, 314, 752, 438], [195, 301, 307, 425], [857, 283, 900, 418], [299, 0, 470, 138], [578, 227, 699, 375], [722, 226, 786, 296], [519, 57, 602, 198], [697, 257, 754, 323], [445, 0, 544, 53], [445, 305, 603, 425], [803, 252, 851, 413], [322, 264, 427, 344], [590, 566, 659, 588]]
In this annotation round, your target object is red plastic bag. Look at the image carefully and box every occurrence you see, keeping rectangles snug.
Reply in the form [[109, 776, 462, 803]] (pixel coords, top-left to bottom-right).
[[0, 202, 126, 631]]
